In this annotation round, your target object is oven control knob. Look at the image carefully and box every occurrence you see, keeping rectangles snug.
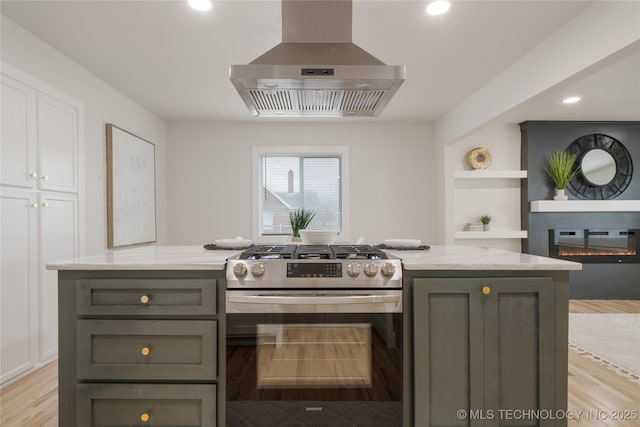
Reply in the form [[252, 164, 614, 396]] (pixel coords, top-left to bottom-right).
[[364, 263, 378, 277], [346, 263, 362, 277], [251, 263, 265, 277], [233, 263, 248, 278], [381, 262, 396, 278]]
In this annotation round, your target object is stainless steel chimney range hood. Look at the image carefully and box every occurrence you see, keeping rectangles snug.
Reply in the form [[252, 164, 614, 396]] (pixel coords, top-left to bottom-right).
[[230, 0, 406, 118]]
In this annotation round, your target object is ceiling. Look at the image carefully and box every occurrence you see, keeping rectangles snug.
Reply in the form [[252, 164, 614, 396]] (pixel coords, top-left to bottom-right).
[[1, 0, 638, 123]]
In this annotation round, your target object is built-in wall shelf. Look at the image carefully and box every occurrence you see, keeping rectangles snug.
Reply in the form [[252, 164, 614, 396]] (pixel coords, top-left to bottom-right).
[[454, 170, 527, 179], [530, 200, 640, 212], [455, 230, 528, 239]]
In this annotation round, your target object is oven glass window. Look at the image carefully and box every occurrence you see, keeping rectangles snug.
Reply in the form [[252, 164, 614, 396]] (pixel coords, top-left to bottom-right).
[[256, 323, 372, 388], [226, 313, 402, 427]]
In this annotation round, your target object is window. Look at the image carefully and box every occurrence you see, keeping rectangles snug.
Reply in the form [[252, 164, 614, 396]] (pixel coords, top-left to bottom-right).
[[253, 146, 348, 240]]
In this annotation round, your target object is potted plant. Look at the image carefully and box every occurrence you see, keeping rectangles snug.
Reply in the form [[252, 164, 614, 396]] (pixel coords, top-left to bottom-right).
[[545, 151, 580, 200], [289, 208, 316, 240], [480, 215, 492, 231]]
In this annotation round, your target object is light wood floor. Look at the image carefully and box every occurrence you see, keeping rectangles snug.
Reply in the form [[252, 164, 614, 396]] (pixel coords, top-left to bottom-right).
[[1, 300, 638, 427], [0, 360, 58, 427]]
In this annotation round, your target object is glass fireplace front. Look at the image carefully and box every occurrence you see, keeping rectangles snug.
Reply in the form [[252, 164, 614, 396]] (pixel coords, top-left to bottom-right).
[[549, 229, 639, 263]]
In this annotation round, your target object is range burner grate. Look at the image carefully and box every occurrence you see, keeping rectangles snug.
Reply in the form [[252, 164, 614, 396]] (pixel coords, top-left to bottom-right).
[[295, 245, 334, 259], [331, 245, 388, 260], [237, 244, 390, 260], [239, 245, 297, 260]]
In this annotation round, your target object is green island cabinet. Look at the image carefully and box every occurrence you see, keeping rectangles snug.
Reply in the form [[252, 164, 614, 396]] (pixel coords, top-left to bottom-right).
[[404, 271, 569, 427], [58, 270, 226, 427]]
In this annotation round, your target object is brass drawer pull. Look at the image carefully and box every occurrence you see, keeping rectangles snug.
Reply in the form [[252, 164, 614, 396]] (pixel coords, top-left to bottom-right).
[[140, 412, 150, 422], [140, 295, 151, 304], [482, 285, 491, 295], [141, 346, 151, 356]]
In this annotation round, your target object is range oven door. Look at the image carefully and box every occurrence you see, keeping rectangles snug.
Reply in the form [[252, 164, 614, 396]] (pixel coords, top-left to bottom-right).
[[225, 290, 402, 427]]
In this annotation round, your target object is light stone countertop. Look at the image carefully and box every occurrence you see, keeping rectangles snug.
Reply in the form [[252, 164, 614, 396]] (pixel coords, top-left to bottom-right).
[[46, 245, 241, 270], [47, 244, 581, 271], [385, 245, 582, 270]]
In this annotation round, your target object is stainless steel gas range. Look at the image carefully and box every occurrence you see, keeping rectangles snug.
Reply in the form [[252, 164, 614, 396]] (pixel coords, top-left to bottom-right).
[[225, 244, 403, 427]]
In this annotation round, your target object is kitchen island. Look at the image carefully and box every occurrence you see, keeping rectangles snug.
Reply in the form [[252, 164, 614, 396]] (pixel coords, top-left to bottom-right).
[[49, 245, 580, 427]]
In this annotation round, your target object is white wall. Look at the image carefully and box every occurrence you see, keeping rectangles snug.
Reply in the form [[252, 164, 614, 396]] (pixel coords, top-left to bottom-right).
[[1, 16, 167, 254], [445, 124, 523, 251], [167, 122, 438, 246]]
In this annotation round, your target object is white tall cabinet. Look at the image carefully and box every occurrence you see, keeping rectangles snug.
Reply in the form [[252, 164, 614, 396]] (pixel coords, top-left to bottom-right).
[[1, 67, 82, 386]]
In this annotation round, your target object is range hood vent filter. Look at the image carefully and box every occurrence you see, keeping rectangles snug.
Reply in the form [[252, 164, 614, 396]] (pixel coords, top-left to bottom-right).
[[249, 89, 385, 116]]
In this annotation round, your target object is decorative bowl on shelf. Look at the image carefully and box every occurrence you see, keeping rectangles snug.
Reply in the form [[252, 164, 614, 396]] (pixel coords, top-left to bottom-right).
[[299, 229, 338, 245]]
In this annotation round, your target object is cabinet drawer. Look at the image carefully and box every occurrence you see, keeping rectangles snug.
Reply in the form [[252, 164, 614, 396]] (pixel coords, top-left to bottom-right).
[[77, 383, 216, 427], [77, 320, 217, 380], [76, 278, 216, 316]]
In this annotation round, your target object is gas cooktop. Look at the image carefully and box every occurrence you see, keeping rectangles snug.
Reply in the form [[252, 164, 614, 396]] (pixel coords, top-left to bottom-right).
[[238, 244, 389, 260]]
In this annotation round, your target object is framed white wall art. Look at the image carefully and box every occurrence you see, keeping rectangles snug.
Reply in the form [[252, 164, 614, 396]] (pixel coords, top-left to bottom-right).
[[106, 124, 156, 248]]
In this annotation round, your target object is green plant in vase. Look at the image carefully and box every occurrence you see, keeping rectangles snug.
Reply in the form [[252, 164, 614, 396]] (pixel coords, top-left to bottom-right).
[[289, 208, 316, 238], [480, 215, 492, 231], [545, 151, 580, 200]]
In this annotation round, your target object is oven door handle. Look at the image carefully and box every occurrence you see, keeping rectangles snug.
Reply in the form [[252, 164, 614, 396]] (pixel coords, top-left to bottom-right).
[[227, 293, 400, 306], [226, 291, 402, 313]]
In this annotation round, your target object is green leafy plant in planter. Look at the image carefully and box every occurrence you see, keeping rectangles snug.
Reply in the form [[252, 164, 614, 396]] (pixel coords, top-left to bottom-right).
[[545, 151, 580, 200], [480, 215, 492, 231], [289, 208, 316, 237]]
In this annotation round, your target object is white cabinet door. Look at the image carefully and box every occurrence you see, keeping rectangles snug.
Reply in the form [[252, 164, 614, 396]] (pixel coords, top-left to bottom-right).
[[0, 190, 38, 383], [37, 92, 78, 193], [1, 75, 37, 188], [39, 192, 78, 362]]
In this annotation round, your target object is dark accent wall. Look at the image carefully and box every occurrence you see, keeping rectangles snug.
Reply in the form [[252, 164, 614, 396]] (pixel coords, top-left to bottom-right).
[[520, 121, 640, 299]]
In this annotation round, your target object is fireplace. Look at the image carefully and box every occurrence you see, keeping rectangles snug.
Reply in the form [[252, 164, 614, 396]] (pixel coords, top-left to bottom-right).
[[549, 229, 639, 263]]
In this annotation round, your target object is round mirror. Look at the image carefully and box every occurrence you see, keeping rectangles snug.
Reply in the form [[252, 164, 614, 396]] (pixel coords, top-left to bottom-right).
[[580, 149, 616, 185], [566, 133, 633, 200]]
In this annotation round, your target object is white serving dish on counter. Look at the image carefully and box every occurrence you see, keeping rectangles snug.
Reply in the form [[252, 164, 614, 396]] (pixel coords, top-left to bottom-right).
[[383, 238, 422, 248], [299, 229, 338, 245], [215, 237, 253, 249]]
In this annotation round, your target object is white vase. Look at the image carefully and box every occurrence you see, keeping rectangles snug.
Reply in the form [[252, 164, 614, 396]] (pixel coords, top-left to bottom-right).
[[483, 224, 490, 231], [554, 188, 568, 201]]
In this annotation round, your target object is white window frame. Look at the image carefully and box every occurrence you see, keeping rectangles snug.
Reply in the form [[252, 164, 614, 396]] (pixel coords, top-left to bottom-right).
[[252, 145, 350, 243]]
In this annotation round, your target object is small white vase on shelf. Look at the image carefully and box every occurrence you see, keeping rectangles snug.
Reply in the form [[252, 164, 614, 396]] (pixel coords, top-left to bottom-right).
[[554, 188, 568, 201]]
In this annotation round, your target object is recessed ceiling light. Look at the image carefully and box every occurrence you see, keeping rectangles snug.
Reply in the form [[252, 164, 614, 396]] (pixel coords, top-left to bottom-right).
[[188, 0, 212, 12], [563, 96, 581, 104], [426, 1, 451, 16]]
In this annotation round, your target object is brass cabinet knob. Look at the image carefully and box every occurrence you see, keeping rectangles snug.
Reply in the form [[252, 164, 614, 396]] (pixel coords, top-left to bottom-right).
[[141, 346, 151, 356], [482, 285, 491, 295], [140, 412, 150, 422], [40, 175, 49, 181], [140, 295, 150, 304]]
